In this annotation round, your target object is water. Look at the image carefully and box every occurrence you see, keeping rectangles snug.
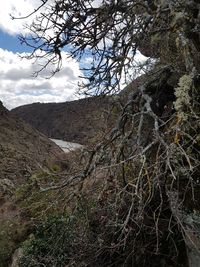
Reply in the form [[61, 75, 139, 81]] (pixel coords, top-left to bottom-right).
[[50, 138, 83, 153]]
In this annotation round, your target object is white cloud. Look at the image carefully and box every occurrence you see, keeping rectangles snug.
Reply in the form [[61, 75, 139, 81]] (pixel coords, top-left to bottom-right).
[[0, 0, 42, 35], [0, 1, 84, 110], [0, 48, 82, 109]]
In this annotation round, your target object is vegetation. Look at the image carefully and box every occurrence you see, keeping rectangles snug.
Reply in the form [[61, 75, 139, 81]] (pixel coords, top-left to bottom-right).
[[19, 213, 83, 267], [11, 0, 200, 266], [0, 219, 31, 267]]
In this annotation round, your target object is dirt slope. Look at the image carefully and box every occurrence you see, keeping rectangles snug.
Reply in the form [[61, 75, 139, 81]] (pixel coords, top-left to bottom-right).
[[0, 101, 63, 185]]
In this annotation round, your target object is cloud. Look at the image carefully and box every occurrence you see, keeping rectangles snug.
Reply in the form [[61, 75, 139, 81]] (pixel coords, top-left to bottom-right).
[[0, 48, 82, 109], [0, 1, 93, 109], [0, 0, 41, 35]]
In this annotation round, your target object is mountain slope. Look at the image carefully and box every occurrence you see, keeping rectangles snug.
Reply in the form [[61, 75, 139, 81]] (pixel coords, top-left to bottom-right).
[[12, 96, 114, 145], [0, 101, 67, 266], [0, 101, 63, 185]]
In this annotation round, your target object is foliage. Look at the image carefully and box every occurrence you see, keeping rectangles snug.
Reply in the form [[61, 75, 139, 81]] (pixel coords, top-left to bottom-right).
[[14, 171, 68, 219], [19, 214, 81, 267], [0, 219, 31, 267], [17, 189, 188, 267]]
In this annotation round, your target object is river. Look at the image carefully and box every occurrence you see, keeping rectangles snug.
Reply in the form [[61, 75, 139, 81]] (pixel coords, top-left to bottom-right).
[[50, 138, 83, 153]]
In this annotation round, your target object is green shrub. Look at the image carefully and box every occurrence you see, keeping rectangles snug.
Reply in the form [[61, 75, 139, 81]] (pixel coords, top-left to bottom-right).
[[19, 212, 85, 267], [0, 220, 31, 267]]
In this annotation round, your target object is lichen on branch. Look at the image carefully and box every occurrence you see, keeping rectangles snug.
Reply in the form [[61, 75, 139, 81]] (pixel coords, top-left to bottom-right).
[[174, 74, 192, 121]]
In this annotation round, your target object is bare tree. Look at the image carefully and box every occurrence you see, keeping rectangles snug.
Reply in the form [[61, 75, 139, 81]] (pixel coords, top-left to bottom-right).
[[16, 0, 167, 94], [16, 1, 200, 266]]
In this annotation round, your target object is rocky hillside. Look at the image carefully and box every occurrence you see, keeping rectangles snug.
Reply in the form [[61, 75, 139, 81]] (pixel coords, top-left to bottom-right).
[[12, 96, 114, 145], [0, 101, 69, 266], [0, 101, 63, 185]]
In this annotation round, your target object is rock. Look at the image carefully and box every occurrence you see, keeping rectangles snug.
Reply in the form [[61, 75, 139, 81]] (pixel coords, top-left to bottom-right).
[[10, 248, 23, 267]]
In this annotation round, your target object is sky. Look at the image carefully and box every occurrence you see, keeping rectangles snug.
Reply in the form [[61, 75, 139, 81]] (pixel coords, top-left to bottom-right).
[[0, 0, 82, 109], [0, 0, 147, 110]]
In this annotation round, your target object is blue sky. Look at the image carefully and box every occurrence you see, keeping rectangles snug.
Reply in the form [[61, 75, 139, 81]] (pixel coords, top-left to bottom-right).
[[0, 29, 31, 53], [0, 0, 82, 109]]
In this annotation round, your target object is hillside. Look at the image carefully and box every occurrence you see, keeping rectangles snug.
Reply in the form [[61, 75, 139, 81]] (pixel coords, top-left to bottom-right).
[[0, 101, 68, 266], [0, 101, 63, 185], [12, 96, 114, 145]]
